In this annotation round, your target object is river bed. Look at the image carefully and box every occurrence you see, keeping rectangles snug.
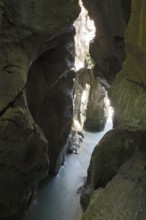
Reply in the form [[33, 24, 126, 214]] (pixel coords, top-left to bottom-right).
[[23, 107, 113, 220]]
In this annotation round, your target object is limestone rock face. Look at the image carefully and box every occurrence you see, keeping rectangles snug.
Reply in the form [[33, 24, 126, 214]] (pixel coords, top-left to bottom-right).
[[73, 68, 91, 129], [83, 0, 129, 83], [82, 151, 146, 220], [0, 0, 80, 219], [73, 68, 106, 131], [84, 80, 106, 131], [26, 26, 75, 175], [81, 0, 146, 219], [110, 0, 146, 130], [81, 128, 137, 209], [0, 92, 49, 220]]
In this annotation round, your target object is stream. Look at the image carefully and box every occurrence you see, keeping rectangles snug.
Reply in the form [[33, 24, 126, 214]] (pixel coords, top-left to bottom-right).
[[23, 107, 113, 220]]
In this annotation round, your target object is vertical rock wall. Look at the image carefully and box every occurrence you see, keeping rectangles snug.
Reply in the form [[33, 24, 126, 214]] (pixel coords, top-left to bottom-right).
[[84, 79, 106, 131], [81, 0, 146, 219], [73, 68, 106, 131], [83, 0, 127, 83], [26, 27, 75, 174], [0, 1, 80, 219], [110, 0, 146, 130]]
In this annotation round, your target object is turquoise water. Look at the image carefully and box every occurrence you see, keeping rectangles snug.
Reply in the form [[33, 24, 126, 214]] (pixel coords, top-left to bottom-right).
[[23, 107, 113, 220]]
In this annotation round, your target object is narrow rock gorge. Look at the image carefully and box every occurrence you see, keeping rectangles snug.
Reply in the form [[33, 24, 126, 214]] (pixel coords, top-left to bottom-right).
[[0, 0, 146, 220]]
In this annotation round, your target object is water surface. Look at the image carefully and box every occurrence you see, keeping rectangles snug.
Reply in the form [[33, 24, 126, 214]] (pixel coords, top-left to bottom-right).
[[23, 107, 113, 220]]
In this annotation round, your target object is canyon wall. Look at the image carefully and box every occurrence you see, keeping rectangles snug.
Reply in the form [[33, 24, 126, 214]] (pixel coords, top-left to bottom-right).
[[73, 67, 106, 131], [82, 0, 146, 219], [0, 0, 146, 219], [0, 1, 80, 219], [26, 26, 75, 175]]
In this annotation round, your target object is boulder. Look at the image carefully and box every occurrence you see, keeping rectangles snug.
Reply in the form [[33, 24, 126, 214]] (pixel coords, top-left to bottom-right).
[[81, 128, 137, 209], [82, 151, 146, 220]]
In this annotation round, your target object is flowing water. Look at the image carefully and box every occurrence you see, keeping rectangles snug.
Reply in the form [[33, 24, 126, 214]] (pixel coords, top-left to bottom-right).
[[23, 107, 113, 220]]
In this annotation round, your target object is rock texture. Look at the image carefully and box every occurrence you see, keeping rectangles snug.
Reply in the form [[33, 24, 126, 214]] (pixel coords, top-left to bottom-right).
[[26, 26, 75, 175], [82, 151, 146, 220], [66, 129, 84, 154], [83, 0, 128, 83], [0, 0, 80, 219], [84, 79, 106, 131], [81, 0, 146, 219], [73, 67, 106, 131], [81, 128, 137, 209], [110, 0, 146, 130]]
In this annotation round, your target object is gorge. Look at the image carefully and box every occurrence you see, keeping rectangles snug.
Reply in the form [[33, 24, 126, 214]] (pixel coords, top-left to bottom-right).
[[23, 106, 113, 220], [0, 0, 146, 220]]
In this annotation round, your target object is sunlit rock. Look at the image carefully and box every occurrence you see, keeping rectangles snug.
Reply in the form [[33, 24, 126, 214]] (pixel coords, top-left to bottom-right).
[[74, 0, 95, 71], [82, 0, 127, 83], [84, 80, 106, 131], [73, 67, 106, 132], [110, 0, 146, 130]]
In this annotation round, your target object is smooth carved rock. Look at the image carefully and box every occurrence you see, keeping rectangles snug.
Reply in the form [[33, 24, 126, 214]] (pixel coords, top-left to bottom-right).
[[73, 68, 106, 131], [82, 0, 128, 83], [0, 0, 80, 219], [26, 27, 75, 175], [84, 79, 106, 131], [82, 151, 146, 220], [81, 1, 146, 219], [81, 128, 137, 210], [0, 93, 49, 220], [109, 0, 146, 130]]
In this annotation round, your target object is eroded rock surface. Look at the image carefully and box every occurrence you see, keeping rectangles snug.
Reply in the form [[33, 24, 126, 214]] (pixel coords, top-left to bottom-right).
[[83, 0, 128, 83], [0, 0, 80, 219], [82, 151, 146, 220], [81, 128, 137, 210], [73, 67, 106, 131], [84, 79, 106, 131], [26, 26, 75, 175], [81, 0, 146, 219]]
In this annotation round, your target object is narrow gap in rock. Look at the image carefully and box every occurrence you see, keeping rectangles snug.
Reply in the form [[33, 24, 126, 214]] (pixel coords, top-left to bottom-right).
[[23, 1, 113, 220]]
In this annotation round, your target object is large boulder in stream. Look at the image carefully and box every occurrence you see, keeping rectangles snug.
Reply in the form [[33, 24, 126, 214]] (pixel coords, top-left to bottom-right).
[[81, 128, 137, 210]]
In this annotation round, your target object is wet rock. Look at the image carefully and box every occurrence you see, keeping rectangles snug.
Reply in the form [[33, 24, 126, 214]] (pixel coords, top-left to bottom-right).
[[66, 129, 84, 154]]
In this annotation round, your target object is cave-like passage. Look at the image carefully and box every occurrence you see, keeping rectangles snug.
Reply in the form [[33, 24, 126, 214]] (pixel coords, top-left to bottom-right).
[[23, 1, 113, 220]]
